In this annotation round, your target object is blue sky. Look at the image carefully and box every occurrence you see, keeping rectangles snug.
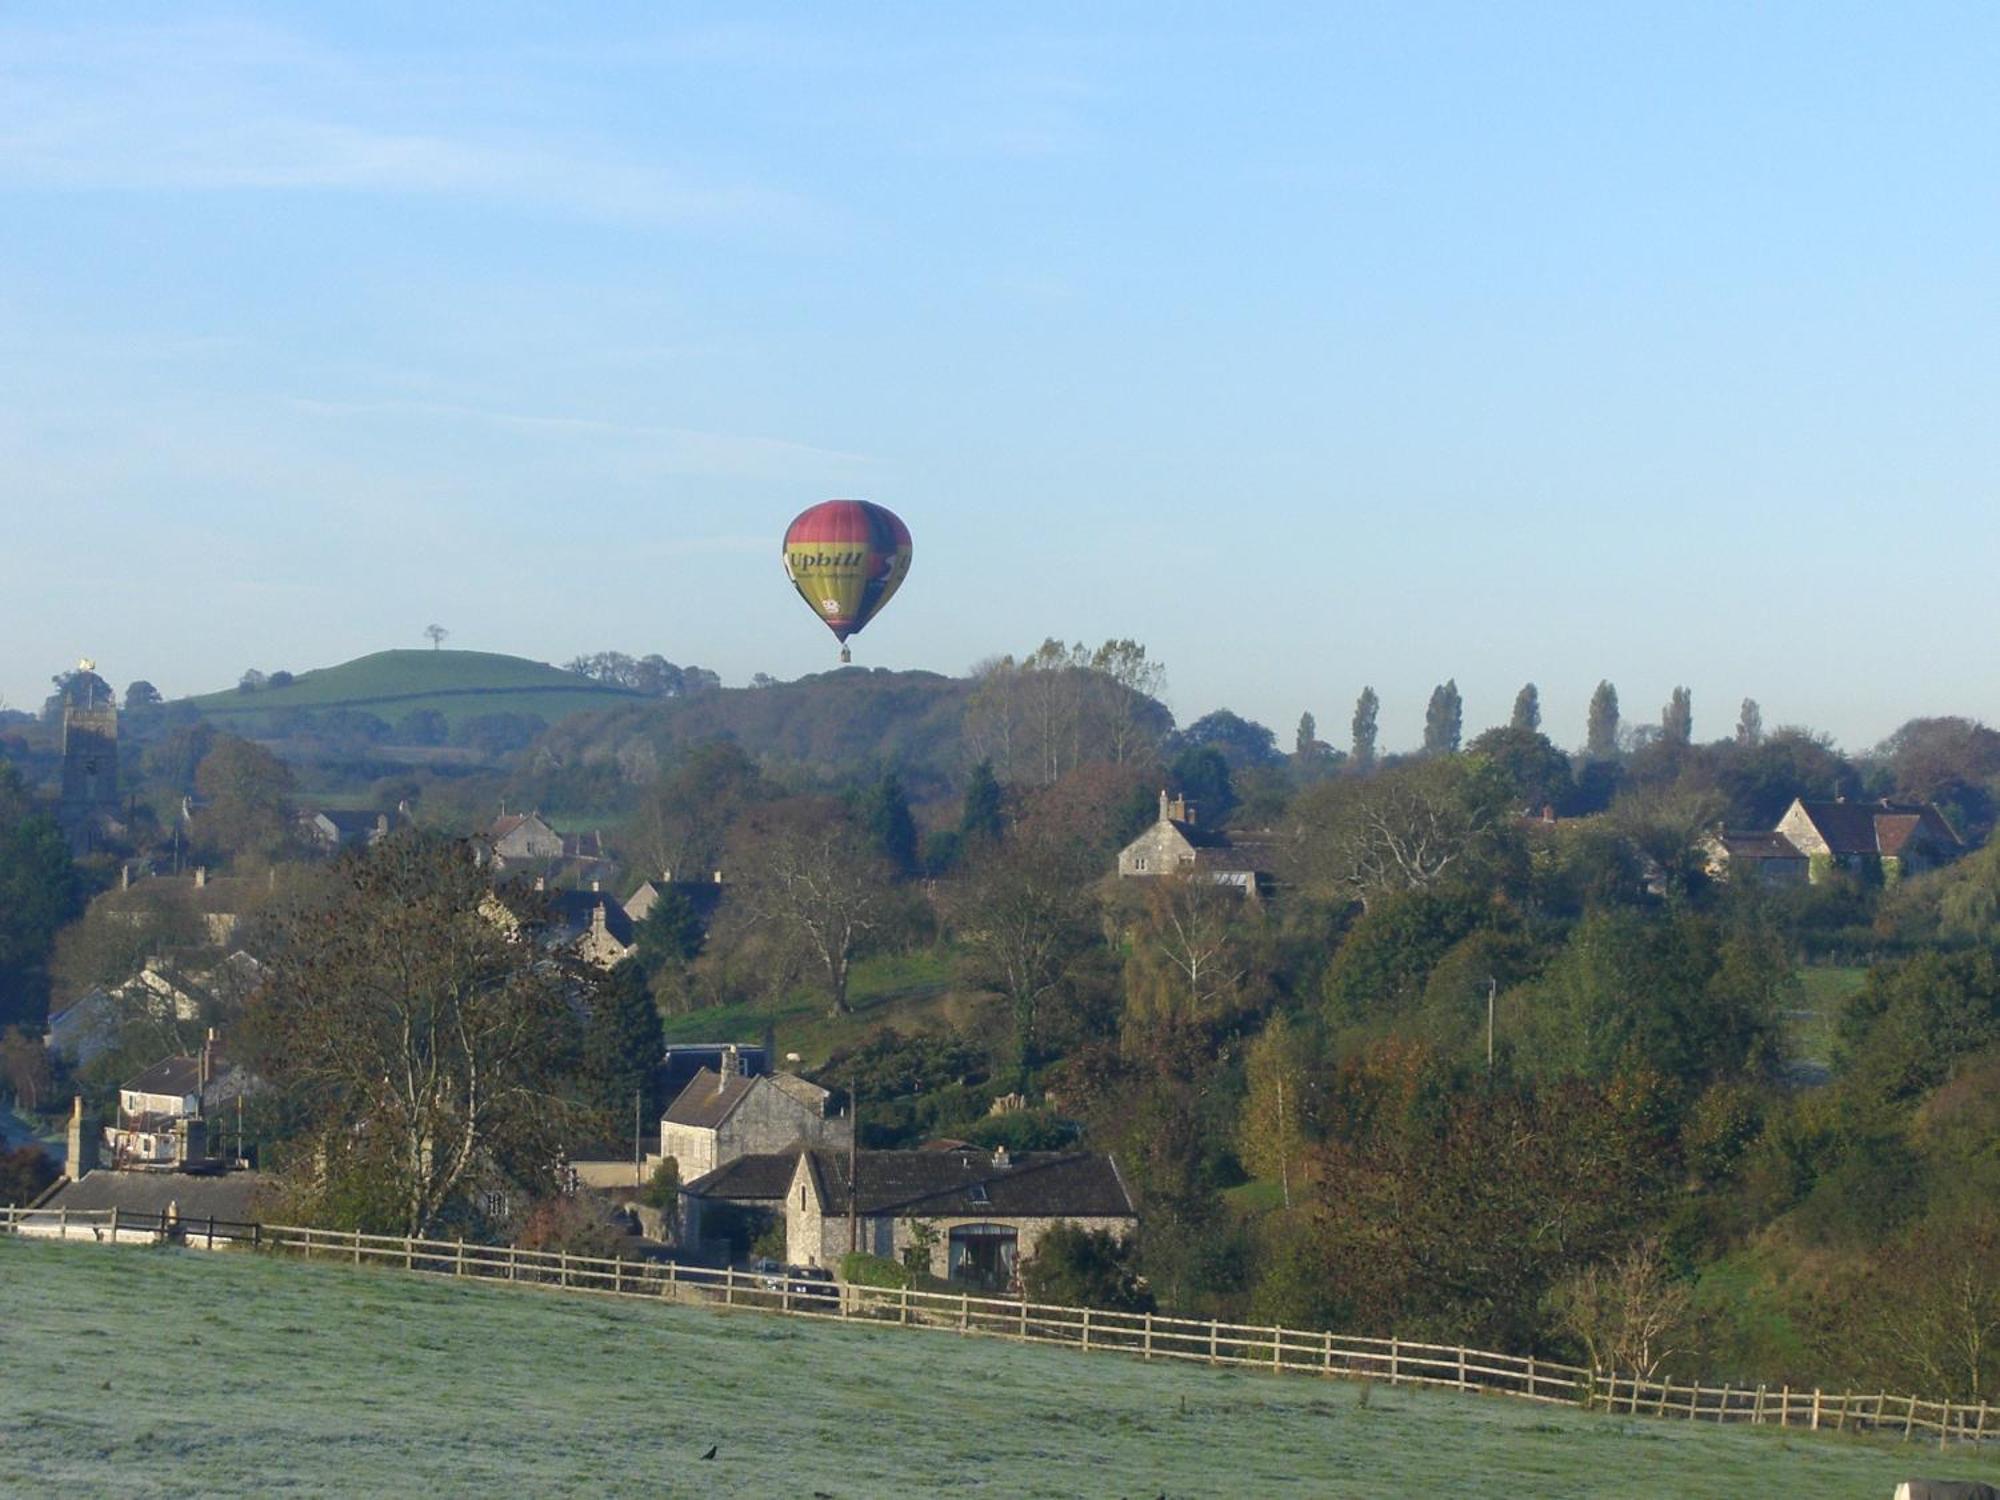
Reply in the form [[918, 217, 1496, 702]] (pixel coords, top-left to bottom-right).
[[2, 3, 1996, 753]]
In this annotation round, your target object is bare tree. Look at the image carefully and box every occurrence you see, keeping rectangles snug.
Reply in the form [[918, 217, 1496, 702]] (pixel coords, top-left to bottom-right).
[[1291, 759, 1497, 910], [253, 834, 581, 1235], [728, 800, 897, 1017], [1550, 1240, 1692, 1379], [1124, 873, 1254, 1025], [425, 624, 450, 651]]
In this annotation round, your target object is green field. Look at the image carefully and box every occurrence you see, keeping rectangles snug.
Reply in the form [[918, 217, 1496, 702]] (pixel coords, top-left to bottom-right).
[[184, 649, 638, 731], [659, 951, 970, 1065], [1785, 965, 1869, 1079], [4, 1239, 1991, 1498]]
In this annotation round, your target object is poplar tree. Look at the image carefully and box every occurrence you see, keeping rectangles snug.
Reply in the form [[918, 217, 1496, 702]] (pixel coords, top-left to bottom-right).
[[1511, 682, 1541, 732], [1351, 688, 1380, 769], [1423, 680, 1463, 757], [1294, 711, 1318, 757], [1586, 681, 1621, 758], [1662, 687, 1693, 747], [1735, 698, 1764, 747]]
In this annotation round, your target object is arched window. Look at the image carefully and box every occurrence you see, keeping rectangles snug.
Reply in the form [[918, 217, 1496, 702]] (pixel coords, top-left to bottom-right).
[[947, 1223, 1018, 1292]]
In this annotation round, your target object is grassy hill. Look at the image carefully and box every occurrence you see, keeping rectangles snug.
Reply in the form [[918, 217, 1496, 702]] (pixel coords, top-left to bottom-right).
[[6, 1238, 1983, 1498], [185, 649, 639, 732]]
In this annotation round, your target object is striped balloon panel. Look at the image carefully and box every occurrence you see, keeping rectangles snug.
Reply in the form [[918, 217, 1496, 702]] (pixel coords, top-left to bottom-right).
[[782, 500, 913, 642]]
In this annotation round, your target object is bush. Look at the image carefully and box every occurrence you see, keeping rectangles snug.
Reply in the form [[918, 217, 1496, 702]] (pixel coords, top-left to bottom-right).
[[840, 1252, 912, 1289], [1019, 1223, 1153, 1312]]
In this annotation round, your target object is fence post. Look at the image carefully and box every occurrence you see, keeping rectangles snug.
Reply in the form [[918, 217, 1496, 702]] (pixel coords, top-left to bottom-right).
[[352, 1227, 361, 1265], [1209, 1321, 1219, 1366], [1978, 1402, 1989, 1444], [666, 1259, 676, 1299], [1323, 1329, 1333, 1375], [559, 1249, 568, 1288], [1389, 1336, 1400, 1385], [724, 1267, 734, 1305], [1273, 1325, 1282, 1372], [960, 1293, 969, 1334], [1082, 1308, 1091, 1353], [901, 1287, 910, 1326], [1019, 1299, 1026, 1341], [1526, 1354, 1535, 1399], [1779, 1385, 1789, 1428], [252, 1222, 261, 1249], [59, 1205, 67, 1240], [614, 1258, 623, 1296], [1145, 1313, 1156, 1362], [405, 1236, 414, 1272], [1457, 1346, 1468, 1392], [456, 1237, 464, 1277], [108, 1206, 119, 1242], [508, 1243, 518, 1283], [1811, 1388, 1822, 1430], [1905, 1394, 1918, 1440]]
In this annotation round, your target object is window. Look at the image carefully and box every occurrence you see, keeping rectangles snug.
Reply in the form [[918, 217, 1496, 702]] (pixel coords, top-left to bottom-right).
[[967, 1182, 989, 1205], [947, 1223, 1019, 1292]]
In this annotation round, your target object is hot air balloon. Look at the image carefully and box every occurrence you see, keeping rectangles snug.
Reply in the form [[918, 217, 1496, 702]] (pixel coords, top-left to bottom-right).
[[781, 500, 913, 663]]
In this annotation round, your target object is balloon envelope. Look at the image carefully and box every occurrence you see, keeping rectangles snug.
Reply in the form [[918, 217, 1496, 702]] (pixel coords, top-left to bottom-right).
[[781, 500, 913, 645]]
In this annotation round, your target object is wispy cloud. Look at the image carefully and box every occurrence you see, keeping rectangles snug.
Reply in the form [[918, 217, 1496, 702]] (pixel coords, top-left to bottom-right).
[[284, 395, 871, 482], [0, 16, 819, 230]]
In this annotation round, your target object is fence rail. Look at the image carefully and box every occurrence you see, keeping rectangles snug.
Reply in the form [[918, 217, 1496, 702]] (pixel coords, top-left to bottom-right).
[[3, 1204, 1988, 1448]]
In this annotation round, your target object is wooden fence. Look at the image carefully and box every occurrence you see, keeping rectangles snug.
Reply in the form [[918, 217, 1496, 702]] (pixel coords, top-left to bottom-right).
[[4, 1204, 1989, 1448]]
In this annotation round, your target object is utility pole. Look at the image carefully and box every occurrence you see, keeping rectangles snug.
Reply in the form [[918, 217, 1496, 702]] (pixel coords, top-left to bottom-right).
[[847, 1091, 861, 1264], [1486, 976, 1498, 1073], [633, 1089, 643, 1188]]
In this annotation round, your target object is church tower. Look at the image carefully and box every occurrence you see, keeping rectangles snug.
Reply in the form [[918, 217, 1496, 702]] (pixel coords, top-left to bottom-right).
[[58, 659, 119, 854]]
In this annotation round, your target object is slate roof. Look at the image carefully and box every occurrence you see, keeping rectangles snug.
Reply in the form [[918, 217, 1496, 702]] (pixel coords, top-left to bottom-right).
[[680, 1151, 804, 1203], [662, 1068, 756, 1130], [1712, 831, 1804, 860], [1794, 799, 1962, 856], [798, 1148, 1136, 1220], [36, 1169, 276, 1223]]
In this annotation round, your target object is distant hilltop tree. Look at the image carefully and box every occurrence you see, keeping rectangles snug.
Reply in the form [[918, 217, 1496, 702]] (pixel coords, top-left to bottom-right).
[[564, 651, 719, 697], [1511, 683, 1541, 733], [1351, 687, 1380, 769], [1662, 686, 1693, 747], [1423, 679, 1462, 756], [425, 624, 450, 650], [1586, 680, 1620, 758]]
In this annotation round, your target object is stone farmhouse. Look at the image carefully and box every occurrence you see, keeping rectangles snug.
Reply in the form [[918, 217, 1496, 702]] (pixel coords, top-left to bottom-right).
[[487, 811, 565, 862], [1705, 796, 1962, 885], [482, 880, 636, 970], [1116, 791, 1277, 899], [682, 1145, 1138, 1293], [297, 808, 396, 852], [658, 1049, 850, 1181]]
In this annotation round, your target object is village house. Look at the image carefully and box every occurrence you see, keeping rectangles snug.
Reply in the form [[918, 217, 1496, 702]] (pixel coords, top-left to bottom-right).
[[44, 952, 263, 1068], [1705, 797, 1962, 885], [1116, 790, 1277, 898], [487, 810, 565, 862], [682, 1145, 1138, 1292], [482, 880, 637, 970], [103, 1032, 255, 1169], [658, 1048, 850, 1180], [297, 807, 395, 852]]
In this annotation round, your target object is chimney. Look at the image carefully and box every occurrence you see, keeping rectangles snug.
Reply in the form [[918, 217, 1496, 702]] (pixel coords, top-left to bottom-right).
[[719, 1045, 741, 1084], [712, 870, 723, 884], [534, 875, 546, 892], [194, 865, 207, 889], [591, 879, 601, 893], [120, 864, 131, 891], [1158, 788, 1170, 822], [992, 1145, 1011, 1169], [662, 868, 673, 883], [201, 1027, 218, 1093], [66, 1095, 96, 1177]]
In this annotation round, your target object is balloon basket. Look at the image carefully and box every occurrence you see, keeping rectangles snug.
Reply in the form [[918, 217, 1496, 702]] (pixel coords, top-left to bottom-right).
[[839, 646, 852, 665]]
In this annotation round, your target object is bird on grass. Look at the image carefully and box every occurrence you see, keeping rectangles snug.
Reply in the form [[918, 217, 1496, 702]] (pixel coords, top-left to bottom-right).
[[699, 1445, 717, 1461]]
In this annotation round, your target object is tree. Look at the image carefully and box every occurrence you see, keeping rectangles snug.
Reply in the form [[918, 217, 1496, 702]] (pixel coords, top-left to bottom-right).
[[1423, 680, 1462, 757], [1178, 709, 1282, 770], [1549, 1240, 1692, 1378], [0, 767, 83, 1028], [1735, 698, 1763, 747], [1169, 746, 1236, 827], [0, 1028, 51, 1112], [1290, 757, 1504, 912], [582, 961, 666, 1121], [0, 1143, 57, 1207], [959, 760, 1004, 846], [944, 809, 1098, 1076], [1294, 711, 1318, 758], [193, 736, 296, 862], [1239, 1013, 1313, 1209], [252, 833, 582, 1235], [123, 680, 162, 711], [862, 772, 918, 878], [1123, 873, 1257, 1026], [1351, 688, 1381, 770], [728, 800, 897, 1016], [1586, 681, 1620, 758], [1661, 686, 1693, 747], [1511, 683, 1541, 733], [1465, 725, 1573, 814], [425, 624, 450, 650], [1020, 1222, 1154, 1312], [1089, 638, 1168, 766], [623, 742, 765, 882]]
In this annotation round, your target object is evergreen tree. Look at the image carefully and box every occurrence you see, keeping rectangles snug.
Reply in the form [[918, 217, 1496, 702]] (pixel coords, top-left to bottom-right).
[[1662, 687, 1693, 747], [1294, 711, 1318, 757], [1511, 682, 1541, 733], [959, 760, 1003, 844], [1735, 697, 1764, 747], [1586, 680, 1621, 758], [1351, 687, 1380, 769], [583, 961, 666, 1120], [635, 885, 704, 969], [1423, 679, 1463, 757], [864, 771, 918, 876]]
